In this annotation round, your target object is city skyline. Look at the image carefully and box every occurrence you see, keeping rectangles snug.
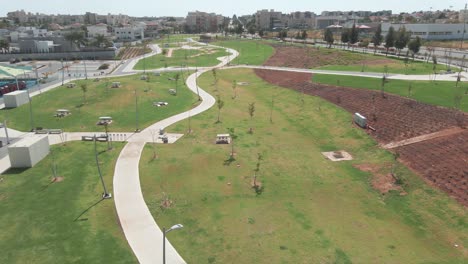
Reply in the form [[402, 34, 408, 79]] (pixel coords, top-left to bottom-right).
[[2, 0, 467, 18]]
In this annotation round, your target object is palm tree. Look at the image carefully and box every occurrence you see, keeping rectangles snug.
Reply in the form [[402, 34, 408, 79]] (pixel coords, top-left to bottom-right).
[[94, 34, 107, 48], [64, 31, 86, 50]]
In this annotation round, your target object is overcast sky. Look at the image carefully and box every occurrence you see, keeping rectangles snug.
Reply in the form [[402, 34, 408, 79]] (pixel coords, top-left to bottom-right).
[[2, 0, 467, 17]]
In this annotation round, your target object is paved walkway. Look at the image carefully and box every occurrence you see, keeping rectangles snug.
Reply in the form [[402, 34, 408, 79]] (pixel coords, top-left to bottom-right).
[[113, 44, 237, 264]]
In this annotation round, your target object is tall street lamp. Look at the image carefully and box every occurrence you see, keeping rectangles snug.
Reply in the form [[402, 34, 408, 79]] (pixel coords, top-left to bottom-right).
[[94, 134, 112, 199], [163, 224, 184, 264], [134, 88, 139, 132]]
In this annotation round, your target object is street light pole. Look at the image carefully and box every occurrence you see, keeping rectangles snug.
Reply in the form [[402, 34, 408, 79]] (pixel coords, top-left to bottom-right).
[[61, 59, 65, 86], [135, 89, 139, 132], [94, 134, 112, 199], [461, 4, 467, 49], [162, 224, 183, 264]]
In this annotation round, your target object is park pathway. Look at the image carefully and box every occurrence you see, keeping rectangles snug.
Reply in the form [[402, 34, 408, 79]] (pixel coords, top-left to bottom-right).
[[112, 45, 238, 264]]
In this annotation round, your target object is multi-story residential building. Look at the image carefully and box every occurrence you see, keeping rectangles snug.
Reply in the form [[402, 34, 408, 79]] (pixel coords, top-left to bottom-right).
[[255, 9, 286, 30], [106, 13, 131, 26], [288, 11, 316, 29], [315, 15, 348, 29], [84, 12, 98, 25], [6, 10, 28, 24], [185, 11, 223, 32]]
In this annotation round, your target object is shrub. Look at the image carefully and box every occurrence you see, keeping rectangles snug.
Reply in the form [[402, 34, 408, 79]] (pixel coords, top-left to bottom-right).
[[98, 63, 110, 70]]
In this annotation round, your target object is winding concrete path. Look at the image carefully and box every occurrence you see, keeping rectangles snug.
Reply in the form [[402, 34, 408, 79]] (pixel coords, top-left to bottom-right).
[[113, 45, 238, 264]]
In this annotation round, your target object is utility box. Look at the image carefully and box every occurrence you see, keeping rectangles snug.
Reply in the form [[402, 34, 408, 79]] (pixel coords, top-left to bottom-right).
[[4, 90, 29, 108], [8, 135, 50, 168], [353, 113, 367, 128]]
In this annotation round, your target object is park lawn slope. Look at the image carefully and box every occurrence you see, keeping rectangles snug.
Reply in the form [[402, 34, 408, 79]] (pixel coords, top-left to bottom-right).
[[212, 39, 275, 65], [312, 74, 468, 112], [0, 142, 136, 263], [134, 46, 230, 70], [139, 68, 467, 263], [0, 72, 198, 132]]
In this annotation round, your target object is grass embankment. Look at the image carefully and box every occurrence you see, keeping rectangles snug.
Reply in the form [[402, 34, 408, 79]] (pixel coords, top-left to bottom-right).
[[212, 39, 275, 65], [0, 142, 136, 263], [0, 72, 197, 132], [313, 74, 468, 112], [134, 47, 230, 70], [139, 68, 467, 263]]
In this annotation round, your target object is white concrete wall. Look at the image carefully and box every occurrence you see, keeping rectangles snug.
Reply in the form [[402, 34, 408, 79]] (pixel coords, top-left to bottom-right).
[[8, 135, 50, 168], [3, 91, 29, 108]]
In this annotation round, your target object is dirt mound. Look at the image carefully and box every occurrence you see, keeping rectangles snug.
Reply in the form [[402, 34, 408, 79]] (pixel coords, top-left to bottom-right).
[[354, 164, 404, 194], [255, 68, 468, 206]]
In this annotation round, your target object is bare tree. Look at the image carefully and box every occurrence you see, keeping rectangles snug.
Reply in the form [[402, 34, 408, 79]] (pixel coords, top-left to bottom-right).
[[248, 102, 255, 133], [216, 96, 224, 123], [80, 83, 88, 105], [232, 80, 237, 99]]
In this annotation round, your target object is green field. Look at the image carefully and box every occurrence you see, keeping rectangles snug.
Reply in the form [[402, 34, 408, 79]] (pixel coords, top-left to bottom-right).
[[134, 46, 230, 70], [212, 39, 275, 65], [0, 142, 136, 263], [313, 74, 468, 112], [0, 72, 198, 132], [139, 68, 467, 263], [152, 34, 200, 45]]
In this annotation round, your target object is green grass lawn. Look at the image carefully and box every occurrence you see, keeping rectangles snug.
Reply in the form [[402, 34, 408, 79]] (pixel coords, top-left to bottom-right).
[[0, 72, 198, 132], [152, 34, 200, 45], [139, 68, 467, 263], [313, 74, 468, 112], [0, 142, 136, 263], [212, 39, 275, 65], [317, 58, 454, 75], [134, 46, 230, 70]]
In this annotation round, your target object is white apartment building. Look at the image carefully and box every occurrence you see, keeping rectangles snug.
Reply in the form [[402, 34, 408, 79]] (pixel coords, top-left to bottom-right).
[[87, 24, 109, 38], [114, 26, 144, 41]]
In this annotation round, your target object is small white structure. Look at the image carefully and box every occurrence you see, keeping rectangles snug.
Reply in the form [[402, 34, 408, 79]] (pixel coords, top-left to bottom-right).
[[140, 75, 148, 80], [111, 82, 121, 88], [353, 113, 367, 128], [8, 135, 50, 168], [97, 116, 113, 125], [55, 109, 71, 117], [322, 150, 353, 162], [169, 89, 176, 95], [4, 90, 29, 108], [67, 83, 76, 88], [216, 134, 231, 144]]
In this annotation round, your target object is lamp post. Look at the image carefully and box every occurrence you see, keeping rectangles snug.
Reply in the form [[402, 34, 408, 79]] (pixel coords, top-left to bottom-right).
[[134, 88, 139, 132], [94, 134, 112, 199], [163, 224, 183, 264], [195, 66, 201, 101]]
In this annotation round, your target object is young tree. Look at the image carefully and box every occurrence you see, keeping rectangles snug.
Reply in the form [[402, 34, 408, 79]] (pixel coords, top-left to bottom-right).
[[174, 73, 180, 95], [324, 28, 334, 48], [80, 83, 88, 104], [394, 26, 410, 57], [381, 75, 387, 98], [248, 102, 255, 133], [253, 152, 263, 189], [227, 127, 237, 158], [341, 30, 349, 49], [407, 36, 421, 61], [349, 23, 359, 49], [232, 80, 237, 99], [216, 96, 224, 123], [372, 24, 383, 54], [384, 26, 396, 56], [301, 30, 308, 40]]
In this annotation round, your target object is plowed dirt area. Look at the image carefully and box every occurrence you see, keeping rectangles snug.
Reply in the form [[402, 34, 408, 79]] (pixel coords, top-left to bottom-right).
[[255, 68, 468, 206], [120, 47, 149, 60], [263, 45, 395, 69]]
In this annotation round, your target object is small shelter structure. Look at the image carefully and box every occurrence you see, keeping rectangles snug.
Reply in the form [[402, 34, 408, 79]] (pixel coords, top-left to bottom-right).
[[97, 116, 113, 125], [216, 134, 231, 144], [55, 109, 71, 117], [8, 135, 50, 168], [111, 82, 121, 88], [67, 83, 76, 88]]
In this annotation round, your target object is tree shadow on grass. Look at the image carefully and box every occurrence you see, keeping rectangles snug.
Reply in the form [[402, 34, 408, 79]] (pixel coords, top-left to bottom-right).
[[223, 156, 236, 166], [73, 198, 104, 222]]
